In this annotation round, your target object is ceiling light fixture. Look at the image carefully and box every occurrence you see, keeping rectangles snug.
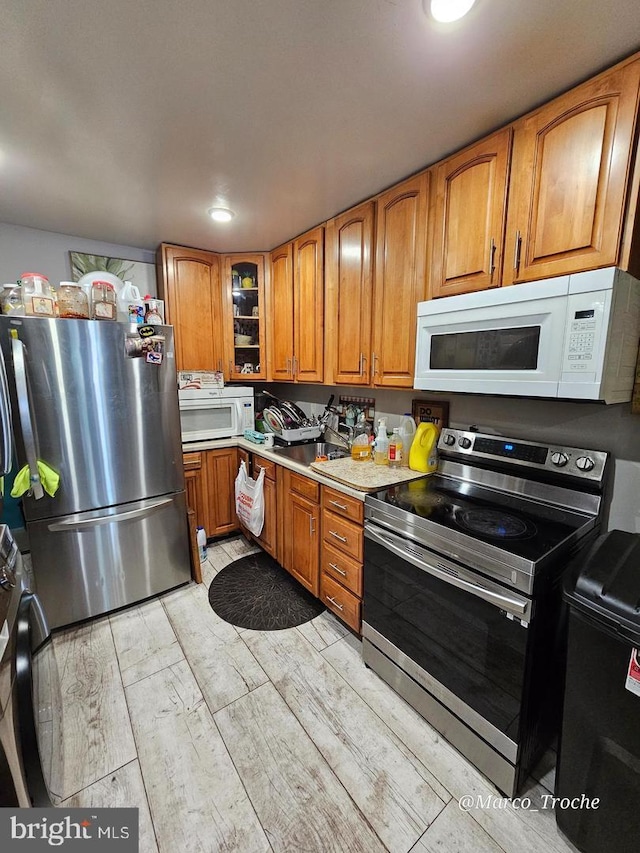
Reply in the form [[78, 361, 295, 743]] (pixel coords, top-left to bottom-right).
[[208, 207, 235, 223], [429, 0, 476, 23]]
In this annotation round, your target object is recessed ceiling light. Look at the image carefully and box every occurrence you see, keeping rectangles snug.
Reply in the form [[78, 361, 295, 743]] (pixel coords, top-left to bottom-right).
[[208, 207, 235, 223], [429, 0, 476, 23]]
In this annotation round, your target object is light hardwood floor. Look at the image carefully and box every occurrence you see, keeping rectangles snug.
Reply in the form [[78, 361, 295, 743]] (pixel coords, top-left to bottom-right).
[[48, 537, 573, 853]]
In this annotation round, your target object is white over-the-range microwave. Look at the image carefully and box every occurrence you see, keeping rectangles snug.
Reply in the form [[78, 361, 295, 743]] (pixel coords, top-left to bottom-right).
[[414, 267, 640, 403], [178, 387, 255, 442]]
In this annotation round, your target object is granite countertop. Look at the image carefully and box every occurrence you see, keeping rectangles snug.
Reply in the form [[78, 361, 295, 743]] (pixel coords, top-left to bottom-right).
[[308, 457, 427, 492]]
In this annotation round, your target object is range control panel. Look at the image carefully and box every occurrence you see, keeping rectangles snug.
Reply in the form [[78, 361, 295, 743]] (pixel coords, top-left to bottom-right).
[[438, 429, 608, 482]]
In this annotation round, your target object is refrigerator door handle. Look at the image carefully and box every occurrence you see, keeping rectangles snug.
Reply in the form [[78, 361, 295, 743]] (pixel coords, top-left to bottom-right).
[[0, 346, 14, 476], [11, 337, 44, 500], [47, 497, 174, 531]]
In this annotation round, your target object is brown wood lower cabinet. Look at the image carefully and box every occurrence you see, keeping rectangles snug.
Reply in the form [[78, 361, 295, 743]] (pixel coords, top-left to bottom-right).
[[250, 454, 278, 557], [320, 573, 361, 633], [182, 448, 239, 540], [183, 451, 207, 530], [281, 469, 320, 596], [320, 486, 364, 632], [205, 448, 239, 537], [185, 450, 367, 630]]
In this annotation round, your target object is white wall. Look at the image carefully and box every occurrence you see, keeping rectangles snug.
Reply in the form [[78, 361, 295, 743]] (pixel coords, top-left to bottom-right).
[[0, 222, 156, 293], [269, 382, 640, 534]]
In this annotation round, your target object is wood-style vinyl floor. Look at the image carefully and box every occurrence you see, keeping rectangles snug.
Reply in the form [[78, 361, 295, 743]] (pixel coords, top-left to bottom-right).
[[51, 537, 574, 853]]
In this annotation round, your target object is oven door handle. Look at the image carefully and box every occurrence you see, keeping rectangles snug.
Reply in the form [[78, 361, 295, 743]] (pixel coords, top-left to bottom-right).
[[364, 524, 530, 620]]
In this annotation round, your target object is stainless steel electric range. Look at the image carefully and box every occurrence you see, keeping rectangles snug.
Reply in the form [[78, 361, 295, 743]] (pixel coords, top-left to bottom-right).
[[362, 427, 608, 797]]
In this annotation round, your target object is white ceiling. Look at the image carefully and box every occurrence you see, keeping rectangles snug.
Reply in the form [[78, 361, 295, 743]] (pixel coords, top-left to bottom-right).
[[1, 1, 640, 253]]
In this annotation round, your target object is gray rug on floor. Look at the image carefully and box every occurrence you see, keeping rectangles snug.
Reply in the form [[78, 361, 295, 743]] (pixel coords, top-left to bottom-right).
[[208, 551, 325, 630]]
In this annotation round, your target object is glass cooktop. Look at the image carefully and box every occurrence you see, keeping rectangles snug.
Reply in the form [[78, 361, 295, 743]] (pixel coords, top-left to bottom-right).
[[368, 474, 592, 566]]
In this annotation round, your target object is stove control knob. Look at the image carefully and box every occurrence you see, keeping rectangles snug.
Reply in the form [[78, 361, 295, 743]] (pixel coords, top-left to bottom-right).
[[459, 437, 472, 449], [550, 451, 569, 467], [442, 433, 456, 446], [575, 456, 595, 472]]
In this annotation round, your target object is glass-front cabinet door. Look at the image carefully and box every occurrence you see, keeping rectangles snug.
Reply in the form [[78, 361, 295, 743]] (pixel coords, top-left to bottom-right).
[[222, 254, 267, 381]]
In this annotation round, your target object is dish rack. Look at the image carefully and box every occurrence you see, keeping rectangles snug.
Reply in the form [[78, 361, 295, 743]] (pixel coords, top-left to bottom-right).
[[276, 424, 322, 444]]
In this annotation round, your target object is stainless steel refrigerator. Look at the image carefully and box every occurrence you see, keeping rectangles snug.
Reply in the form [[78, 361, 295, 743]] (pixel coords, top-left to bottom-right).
[[0, 316, 191, 629]]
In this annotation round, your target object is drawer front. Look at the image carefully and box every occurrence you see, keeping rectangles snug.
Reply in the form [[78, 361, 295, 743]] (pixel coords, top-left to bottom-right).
[[322, 509, 363, 562], [321, 572, 361, 632], [321, 541, 362, 597], [252, 454, 277, 481], [290, 472, 320, 502], [322, 486, 364, 524], [183, 451, 202, 471]]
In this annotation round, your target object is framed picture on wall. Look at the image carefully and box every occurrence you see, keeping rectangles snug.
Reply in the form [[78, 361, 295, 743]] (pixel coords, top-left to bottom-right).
[[411, 399, 449, 430], [69, 252, 157, 296]]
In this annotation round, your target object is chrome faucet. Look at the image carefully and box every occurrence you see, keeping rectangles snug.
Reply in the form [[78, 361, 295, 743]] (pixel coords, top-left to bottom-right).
[[321, 423, 353, 451]]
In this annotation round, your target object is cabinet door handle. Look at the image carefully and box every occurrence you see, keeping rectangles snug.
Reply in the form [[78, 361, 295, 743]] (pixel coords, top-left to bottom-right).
[[329, 530, 347, 543], [326, 595, 344, 612], [513, 230, 522, 273], [292, 356, 298, 379], [229, 360, 234, 376], [329, 562, 347, 577], [359, 352, 365, 377], [309, 515, 316, 535], [371, 352, 378, 383], [329, 499, 348, 511], [286, 357, 292, 376], [489, 238, 496, 277]]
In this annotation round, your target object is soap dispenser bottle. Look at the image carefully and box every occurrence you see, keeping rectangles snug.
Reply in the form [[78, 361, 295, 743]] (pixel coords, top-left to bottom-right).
[[351, 412, 372, 461]]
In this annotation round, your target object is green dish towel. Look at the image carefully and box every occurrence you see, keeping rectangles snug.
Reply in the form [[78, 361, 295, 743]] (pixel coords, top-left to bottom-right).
[[11, 461, 60, 498]]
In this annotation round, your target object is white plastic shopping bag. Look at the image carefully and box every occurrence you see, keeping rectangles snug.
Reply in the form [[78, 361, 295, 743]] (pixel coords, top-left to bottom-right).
[[234, 460, 265, 536]]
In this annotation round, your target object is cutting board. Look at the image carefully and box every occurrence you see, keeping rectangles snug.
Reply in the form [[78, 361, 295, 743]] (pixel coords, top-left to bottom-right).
[[309, 457, 427, 492]]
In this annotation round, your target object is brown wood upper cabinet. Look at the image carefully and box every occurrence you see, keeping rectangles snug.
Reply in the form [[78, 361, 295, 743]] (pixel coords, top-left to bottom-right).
[[158, 244, 224, 374], [371, 172, 429, 387], [294, 226, 324, 382], [324, 201, 375, 385], [222, 254, 268, 381], [503, 56, 640, 284], [267, 242, 295, 381], [268, 226, 324, 382], [429, 129, 512, 298]]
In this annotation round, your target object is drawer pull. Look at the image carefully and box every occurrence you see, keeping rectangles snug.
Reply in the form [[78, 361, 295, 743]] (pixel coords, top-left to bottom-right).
[[329, 499, 348, 511], [329, 562, 347, 577], [329, 531, 347, 543], [326, 595, 344, 612]]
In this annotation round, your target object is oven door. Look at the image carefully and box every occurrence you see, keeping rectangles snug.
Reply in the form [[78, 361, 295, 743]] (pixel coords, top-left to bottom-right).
[[363, 522, 532, 759], [414, 276, 569, 397]]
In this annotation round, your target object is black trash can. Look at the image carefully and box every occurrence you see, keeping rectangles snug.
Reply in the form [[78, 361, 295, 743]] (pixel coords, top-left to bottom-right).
[[556, 530, 640, 853]]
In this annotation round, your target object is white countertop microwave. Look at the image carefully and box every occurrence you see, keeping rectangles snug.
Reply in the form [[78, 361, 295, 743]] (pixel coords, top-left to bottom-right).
[[178, 386, 255, 442], [414, 267, 640, 404]]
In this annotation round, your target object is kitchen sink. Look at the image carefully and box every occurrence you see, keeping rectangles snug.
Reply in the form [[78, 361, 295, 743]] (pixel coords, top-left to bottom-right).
[[271, 441, 349, 465]]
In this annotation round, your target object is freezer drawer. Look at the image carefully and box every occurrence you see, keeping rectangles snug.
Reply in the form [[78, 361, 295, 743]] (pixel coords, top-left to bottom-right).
[[27, 491, 190, 629]]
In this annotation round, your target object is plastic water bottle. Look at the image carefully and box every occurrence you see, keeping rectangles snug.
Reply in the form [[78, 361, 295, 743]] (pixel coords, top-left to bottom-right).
[[399, 414, 417, 467], [374, 418, 389, 466], [117, 281, 144, 323], [196, 526, 207, 562]]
